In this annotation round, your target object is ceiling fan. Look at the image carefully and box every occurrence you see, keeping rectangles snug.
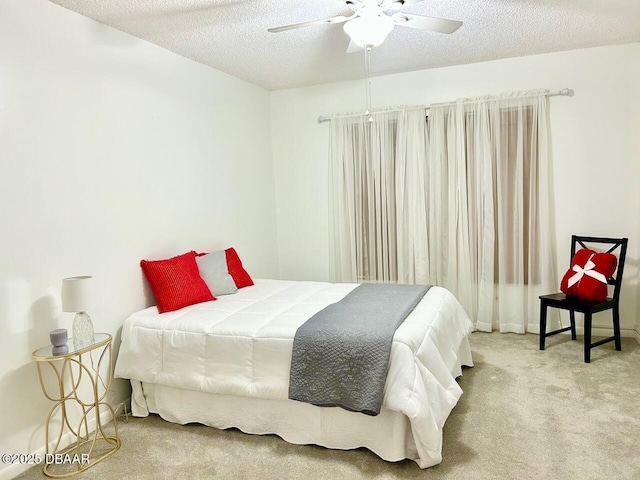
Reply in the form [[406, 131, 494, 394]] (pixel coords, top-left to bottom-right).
[[268, 0, 462, 51]]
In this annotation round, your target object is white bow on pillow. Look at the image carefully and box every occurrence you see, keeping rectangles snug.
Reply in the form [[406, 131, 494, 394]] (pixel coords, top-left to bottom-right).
[[567, 254, 608, 288]]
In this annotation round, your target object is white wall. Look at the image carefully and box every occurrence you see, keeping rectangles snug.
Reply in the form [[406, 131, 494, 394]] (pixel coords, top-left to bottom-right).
[[0, 1, 278, 477], [271, 43, 640, 334]]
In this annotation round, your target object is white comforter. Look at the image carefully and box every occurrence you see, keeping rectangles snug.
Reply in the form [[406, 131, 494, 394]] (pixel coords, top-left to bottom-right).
[[115, 279, 474, 464]]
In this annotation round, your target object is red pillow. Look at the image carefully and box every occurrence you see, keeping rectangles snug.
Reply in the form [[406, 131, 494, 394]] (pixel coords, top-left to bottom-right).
[[225, 248, 254, 288], [560, 248, 617, 301], [140, 251, 215, 313]]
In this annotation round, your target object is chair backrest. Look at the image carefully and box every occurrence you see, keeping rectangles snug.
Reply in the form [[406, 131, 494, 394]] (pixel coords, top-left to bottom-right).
[[570, 235, 628, 300]]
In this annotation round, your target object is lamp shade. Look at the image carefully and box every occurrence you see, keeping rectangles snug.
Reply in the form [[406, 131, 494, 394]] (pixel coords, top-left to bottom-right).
[[61, 276, 93, 313], [343, 15, 394, 47]]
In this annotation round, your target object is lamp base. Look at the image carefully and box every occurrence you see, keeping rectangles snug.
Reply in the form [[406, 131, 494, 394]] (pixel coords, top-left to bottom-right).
[[73, 311, 95, 349]]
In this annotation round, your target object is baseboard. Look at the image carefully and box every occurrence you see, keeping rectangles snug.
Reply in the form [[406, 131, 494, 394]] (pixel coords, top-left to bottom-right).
[[537, 325, 637, 340], [577, 326, 636, 339], [0, 397, 131, 480]]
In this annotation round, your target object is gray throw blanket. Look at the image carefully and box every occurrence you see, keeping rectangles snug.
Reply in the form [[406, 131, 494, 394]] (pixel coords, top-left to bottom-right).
[[289, 283, 431, 416]]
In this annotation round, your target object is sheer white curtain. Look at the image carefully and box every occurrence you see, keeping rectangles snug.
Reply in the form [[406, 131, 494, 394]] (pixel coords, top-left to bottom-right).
[[329, 108, 432, 283], [427, 93, 557, 332], [328, 92, 557, 333]]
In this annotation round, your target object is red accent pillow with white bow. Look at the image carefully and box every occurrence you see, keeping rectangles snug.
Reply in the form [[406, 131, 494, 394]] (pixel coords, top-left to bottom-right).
[[560, 248, 617, 301]]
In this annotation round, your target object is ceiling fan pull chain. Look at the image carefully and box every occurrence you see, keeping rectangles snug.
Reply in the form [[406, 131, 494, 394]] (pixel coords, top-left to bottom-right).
[[365, 46, 373, 123]]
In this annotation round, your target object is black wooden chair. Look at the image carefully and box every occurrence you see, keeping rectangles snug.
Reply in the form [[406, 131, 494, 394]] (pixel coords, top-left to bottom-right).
[[539, 235, 628, 363]]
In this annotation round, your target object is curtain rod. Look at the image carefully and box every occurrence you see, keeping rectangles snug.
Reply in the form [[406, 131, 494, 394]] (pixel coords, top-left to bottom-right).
[[317, 88, 574, 124]]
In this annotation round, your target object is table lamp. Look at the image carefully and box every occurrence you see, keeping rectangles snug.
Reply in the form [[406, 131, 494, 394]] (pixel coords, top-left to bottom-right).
[[61, 276, 95, 348]]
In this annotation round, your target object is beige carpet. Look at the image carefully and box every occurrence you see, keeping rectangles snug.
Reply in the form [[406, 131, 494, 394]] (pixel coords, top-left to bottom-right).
[[16, 332, 640, 479]]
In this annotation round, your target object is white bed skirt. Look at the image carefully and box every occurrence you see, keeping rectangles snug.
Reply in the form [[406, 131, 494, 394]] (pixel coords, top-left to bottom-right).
[[130, 335, 473, 468]]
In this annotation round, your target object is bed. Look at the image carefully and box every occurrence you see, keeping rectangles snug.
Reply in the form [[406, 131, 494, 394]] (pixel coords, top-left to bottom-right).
[[114, 278, 474, 468]]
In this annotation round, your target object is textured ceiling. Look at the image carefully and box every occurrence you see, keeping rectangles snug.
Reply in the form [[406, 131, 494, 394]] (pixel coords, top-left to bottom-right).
[[48, 0, 640, 90]]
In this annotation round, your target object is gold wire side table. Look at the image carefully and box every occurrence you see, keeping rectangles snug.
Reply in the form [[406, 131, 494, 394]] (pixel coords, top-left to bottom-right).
[[32, 333, 121, 478]]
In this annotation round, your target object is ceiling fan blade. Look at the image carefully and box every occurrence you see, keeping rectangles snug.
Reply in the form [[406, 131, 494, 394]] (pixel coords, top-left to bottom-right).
[[392, 13, 462, 34], [268, 14, 355, 33], [346, 39, 364, 54], [388, 0, 426, 7]]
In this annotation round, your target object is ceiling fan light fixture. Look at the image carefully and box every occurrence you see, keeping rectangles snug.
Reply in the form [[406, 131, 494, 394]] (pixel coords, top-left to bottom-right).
[[343, 15, 394, 47]]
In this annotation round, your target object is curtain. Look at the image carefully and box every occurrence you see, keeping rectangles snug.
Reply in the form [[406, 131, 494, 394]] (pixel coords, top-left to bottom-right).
[[329, 110, 402, 283], [328, 108, 437, 285], [328, 92, 557, 333]]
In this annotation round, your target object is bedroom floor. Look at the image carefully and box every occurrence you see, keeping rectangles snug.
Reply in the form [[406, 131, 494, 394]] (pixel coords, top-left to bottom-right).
[[16, 332, 640, 480]]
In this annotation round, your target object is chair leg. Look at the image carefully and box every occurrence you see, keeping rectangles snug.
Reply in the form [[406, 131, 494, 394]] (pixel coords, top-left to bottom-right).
[[612, 304, 622, 351], [584, 312, 592, 363], [539, 301, 548, 351], [569, 311, 577, 340]]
